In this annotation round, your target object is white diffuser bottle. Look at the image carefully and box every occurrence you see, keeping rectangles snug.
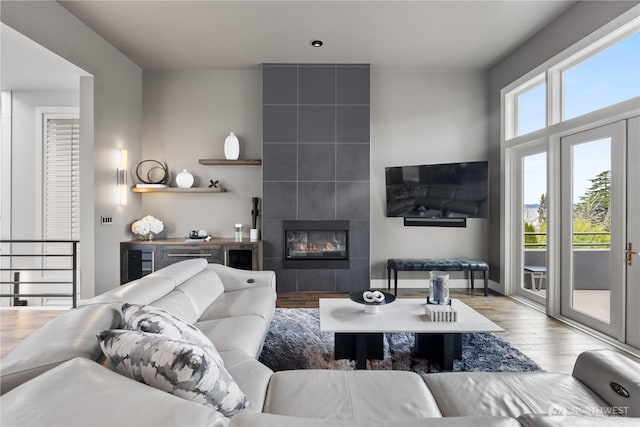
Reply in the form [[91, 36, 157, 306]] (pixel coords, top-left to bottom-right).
[[176, 169, 194, 188], [224, 132, 240, 160]]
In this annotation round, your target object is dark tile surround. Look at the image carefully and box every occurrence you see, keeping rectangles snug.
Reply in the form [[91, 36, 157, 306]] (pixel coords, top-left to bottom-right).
[[262, 64, 371, 292]]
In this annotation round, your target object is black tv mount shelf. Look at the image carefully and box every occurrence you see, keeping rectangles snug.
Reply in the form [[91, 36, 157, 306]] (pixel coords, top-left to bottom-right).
[[403, 217, 467, 227]]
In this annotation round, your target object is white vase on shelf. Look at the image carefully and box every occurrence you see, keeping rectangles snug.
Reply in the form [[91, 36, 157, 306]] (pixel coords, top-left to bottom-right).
[[176, 169, 194, 188], [224, 132, 240, 160]]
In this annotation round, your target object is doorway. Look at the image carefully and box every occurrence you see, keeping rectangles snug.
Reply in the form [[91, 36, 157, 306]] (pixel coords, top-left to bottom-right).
[[560, 119, 638, 344]]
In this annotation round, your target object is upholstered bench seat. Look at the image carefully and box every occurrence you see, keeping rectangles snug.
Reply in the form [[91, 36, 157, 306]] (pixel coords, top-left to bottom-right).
[[387, 258, 489, 296]]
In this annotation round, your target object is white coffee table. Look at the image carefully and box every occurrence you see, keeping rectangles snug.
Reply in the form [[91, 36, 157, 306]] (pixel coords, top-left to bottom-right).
[[319, 298, 504, 370]]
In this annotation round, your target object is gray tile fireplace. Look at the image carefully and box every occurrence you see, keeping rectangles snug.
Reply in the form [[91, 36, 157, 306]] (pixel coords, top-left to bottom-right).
[[262, 63, 370, 292]]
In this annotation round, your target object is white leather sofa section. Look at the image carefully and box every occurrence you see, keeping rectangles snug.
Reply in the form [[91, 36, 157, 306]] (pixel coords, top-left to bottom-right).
[[1, 358, 226, 427], [230, 413, 522, 427], [263, 370, 443, 420], [422, 372, 608, 418], [0, 303, 122, 394]]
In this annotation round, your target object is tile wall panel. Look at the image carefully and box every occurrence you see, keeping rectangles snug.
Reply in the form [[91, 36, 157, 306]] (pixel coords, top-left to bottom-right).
[[263, 64, 370, 291]]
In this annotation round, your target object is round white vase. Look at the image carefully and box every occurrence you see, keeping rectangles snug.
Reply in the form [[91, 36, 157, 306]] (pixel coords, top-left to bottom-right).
[[176, 169, 194, 188], [224, 132, 240, 160]]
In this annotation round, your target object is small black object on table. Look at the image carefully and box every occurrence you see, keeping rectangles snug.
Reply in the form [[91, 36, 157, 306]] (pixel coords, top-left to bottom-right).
[[387, 258, 489, 296]]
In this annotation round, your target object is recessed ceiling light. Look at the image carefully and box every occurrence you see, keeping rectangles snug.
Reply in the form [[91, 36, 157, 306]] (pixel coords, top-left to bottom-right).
[[311, 40, 323, 47]]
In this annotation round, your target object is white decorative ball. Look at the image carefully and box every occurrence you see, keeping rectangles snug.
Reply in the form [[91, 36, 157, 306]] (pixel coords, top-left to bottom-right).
[[176, 169, 194, 188]]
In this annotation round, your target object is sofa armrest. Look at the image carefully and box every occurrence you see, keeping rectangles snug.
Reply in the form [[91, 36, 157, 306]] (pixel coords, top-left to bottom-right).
[[572, 350, 640, 417], [205, 263, 276, 292], [1, 357, 227, 427], [231, 414, 520, 427]]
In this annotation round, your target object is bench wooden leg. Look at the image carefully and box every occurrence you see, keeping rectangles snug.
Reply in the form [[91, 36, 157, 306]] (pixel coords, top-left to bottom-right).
[[394, 269, 398, 296], [483, 270, 488, 296], [470, 271, 474, 290], [387, 264, 391, 293]]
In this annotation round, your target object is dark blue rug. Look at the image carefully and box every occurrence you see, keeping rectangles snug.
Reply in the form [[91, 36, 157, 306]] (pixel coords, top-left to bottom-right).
[[259, 308, 542, 373]]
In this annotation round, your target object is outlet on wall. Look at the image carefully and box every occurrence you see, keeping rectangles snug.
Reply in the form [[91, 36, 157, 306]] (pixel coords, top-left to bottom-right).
[[101, 216, 113, 225]]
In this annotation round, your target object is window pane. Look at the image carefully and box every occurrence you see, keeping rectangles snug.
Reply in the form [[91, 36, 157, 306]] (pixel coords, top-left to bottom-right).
[[522, 152, 547, 299], [564, 32, 640, 120], [517, 82, 546, 136]]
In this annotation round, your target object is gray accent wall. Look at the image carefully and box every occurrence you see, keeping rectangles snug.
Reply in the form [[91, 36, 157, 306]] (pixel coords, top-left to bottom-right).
[[262, 64, 370, 292]]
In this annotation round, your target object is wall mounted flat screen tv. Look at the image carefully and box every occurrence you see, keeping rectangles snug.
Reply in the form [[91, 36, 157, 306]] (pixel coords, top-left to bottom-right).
[[385, 161, 489, 218]]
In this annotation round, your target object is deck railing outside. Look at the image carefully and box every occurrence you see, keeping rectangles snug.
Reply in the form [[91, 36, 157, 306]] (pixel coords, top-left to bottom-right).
[[524, 231, 611, 249], [0, 240, 79, 308]]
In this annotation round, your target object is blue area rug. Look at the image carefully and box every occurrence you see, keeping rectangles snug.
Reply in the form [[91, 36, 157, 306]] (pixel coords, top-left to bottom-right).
[[259, 308, 542, 373]]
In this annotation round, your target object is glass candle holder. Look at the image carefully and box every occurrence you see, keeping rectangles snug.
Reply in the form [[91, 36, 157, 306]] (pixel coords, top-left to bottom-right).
[[429, 271, 450, 305]]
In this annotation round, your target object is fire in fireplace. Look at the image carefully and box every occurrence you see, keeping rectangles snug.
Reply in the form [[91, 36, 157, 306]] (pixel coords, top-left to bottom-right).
[[283, 220, 349, 269]]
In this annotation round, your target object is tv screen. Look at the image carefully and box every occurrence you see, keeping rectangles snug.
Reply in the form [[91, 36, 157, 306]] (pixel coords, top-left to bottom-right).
[[385, 161, 488, 218]]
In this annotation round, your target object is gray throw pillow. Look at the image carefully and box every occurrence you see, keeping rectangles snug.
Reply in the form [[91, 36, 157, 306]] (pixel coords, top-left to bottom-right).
[[97, 329, 248, 417], [121, 303, 224, 366]]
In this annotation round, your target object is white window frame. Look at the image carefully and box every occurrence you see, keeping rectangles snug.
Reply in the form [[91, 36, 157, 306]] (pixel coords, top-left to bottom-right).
[[501, 5, 640, 305]]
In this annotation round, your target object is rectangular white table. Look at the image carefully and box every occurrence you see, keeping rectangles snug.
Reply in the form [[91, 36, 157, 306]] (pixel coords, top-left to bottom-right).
[[319, 298, 504, 370]]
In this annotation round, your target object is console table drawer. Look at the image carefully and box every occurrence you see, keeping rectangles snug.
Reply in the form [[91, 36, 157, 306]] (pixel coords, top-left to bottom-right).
[[158, 245, 223, 263]]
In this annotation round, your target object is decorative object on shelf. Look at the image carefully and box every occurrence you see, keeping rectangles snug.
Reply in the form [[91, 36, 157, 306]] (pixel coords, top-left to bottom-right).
[[135, 159, 169, 185], [424, 304, 458, 322], [131, 215, 164, 241], [187, 230, 211, 241], [135, 183, 168, 189], [234, 223, 243, 241], [209, 179, 219, 188], [428, 271, 450, 305], [250, 197, 260, 241], [349, 290, 396, 314], [224, 132, 240, 160], [175, 169, 194, 188]]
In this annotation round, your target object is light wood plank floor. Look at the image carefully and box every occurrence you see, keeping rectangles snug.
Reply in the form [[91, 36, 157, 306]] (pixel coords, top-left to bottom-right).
[[2, 289, 637, 374]]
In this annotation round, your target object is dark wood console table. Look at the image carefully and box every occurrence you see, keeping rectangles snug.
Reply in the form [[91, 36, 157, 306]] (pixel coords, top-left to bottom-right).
[[120, 238, 262, 284]]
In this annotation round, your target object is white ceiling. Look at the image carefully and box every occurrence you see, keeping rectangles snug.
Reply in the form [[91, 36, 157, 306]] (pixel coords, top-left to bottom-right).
[[1, 23, 89, 91], [58, 0, 577, 71]]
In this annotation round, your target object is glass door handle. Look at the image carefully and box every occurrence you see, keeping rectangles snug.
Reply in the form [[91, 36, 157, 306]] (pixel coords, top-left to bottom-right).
[[625, 243, 639, 266]]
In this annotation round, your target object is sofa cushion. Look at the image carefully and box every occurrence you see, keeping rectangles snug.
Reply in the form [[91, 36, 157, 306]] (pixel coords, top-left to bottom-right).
[[220, 350, 274, 414], [0, 303, 121, 394], [97, 329, 247, 417], [122, 303, 223, 366], [199, 287, 276, 322], [263, 370, 442, 420], [0, 357, 226, 427], [150, 290, 200, 323], [88, 276, 176, 305], [422, 372, 609, 418], [147, 258, 208, 286], [178, 269, 226, 317], [197, 315, 267, 358]]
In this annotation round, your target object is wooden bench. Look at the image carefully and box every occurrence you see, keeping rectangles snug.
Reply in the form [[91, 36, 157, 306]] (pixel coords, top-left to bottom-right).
[[387, 258, 489, 296]]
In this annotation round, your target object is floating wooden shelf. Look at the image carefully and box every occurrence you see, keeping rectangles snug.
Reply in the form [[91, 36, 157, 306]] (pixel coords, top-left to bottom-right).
[[131, 187, 227, 193], [198, 159, 262, 166]]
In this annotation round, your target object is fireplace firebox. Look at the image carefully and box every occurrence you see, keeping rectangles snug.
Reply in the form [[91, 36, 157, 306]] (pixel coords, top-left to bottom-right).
[[283, 220, 349, 269]]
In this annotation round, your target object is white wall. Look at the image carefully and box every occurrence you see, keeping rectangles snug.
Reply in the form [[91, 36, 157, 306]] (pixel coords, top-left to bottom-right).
[[487, 0, 639, 284], [370, 70, 489, 281], [10, 91, 78, 239], [142, 70, 262, 238], [1, 1, 143, 297]]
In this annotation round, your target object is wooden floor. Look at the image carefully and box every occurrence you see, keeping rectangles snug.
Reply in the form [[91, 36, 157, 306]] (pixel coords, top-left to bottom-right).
[[2, 289, 637, 374]]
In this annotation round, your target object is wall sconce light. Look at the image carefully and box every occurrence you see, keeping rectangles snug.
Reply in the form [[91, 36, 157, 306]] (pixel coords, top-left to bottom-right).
[[117, 149, 128, 206]]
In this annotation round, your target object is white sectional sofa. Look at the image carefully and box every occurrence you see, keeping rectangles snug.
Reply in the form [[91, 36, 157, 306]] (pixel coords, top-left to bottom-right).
[[1, 259, 638, 427]]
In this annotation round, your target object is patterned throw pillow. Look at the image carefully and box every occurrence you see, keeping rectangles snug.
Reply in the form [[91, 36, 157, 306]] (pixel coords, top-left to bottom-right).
[[121, 303, 224, 366], [97, 329, 248, 417]]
